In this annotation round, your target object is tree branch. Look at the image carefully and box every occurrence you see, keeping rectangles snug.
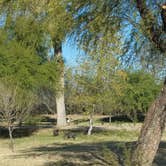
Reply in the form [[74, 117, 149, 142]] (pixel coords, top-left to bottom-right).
[[161, 3, 166, 32], [136, 0, 166, 52]]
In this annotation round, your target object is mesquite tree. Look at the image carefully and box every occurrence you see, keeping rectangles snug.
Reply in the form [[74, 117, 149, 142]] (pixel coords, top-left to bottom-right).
[[67, 0, 166, 165]]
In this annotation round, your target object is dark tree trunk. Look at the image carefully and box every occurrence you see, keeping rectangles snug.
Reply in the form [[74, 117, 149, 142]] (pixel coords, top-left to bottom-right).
[[131, 79, 166, 166]]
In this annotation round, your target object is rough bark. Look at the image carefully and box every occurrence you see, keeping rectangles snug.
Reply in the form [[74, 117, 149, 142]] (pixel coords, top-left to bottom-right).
[[131, 79, 166, 166], [130, 2, 166, 165]]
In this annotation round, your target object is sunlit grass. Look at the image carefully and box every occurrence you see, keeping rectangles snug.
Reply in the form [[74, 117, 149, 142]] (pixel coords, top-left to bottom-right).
[[0, 126, 139, 151], [0, 121, 165, 166]]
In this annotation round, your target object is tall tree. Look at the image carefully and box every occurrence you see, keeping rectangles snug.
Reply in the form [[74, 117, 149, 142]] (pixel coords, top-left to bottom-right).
[[44, 1, 73, 127], [130, 1, 166, 165], [67, 0, 166, 165], [0, 0, 73, 127]]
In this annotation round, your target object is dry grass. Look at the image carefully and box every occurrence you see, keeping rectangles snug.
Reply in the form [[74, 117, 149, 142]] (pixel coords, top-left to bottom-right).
[[0, 117, 166, 166]]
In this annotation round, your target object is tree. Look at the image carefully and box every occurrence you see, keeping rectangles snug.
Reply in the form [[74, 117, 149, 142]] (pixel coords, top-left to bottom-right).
[[67, 0, 166, 165], [0, 31, 59, 151], [40, 1, 73, 127], [65, 48, 127, 135], [119, 70, 161, 121], [0, 82, 35, 152], [0, 0, 74, 127]]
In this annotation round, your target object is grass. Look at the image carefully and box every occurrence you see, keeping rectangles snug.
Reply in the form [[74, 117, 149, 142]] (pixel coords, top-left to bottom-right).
[[0, 128, 139, 149], [0, 116, 166, 166]]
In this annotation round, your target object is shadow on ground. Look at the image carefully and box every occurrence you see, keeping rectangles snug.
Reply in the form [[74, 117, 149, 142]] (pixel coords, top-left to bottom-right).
[[8, 141, 127, 165], [154, 142, 166, 166], [0, 126, 38, 138], [7, 140, 166, 166], [40, 116, 57, 125], [100, 114, 145, 123]]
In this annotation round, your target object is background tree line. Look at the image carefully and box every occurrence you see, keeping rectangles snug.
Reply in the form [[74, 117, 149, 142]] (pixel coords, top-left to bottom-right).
[[65, 55, 161, 120]]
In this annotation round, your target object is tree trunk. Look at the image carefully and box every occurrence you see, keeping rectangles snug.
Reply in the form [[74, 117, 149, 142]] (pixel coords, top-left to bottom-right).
[[87, 113, 93, 136], [88, 105, 95, 135], [54, 43, 66, 128], [131, 79, 166, 166], [8, 126, 14, 152], [109, 113, 112, 124], [56, 71, 67, 127]]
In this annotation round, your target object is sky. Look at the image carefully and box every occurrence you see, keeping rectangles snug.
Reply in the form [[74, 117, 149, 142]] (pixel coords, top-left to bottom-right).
[[62, 42, 77, 66], [62, 41, 84, 67]]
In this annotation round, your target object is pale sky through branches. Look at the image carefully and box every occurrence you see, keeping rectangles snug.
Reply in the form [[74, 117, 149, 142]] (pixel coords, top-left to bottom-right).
[[62, 41, 84, 67]]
